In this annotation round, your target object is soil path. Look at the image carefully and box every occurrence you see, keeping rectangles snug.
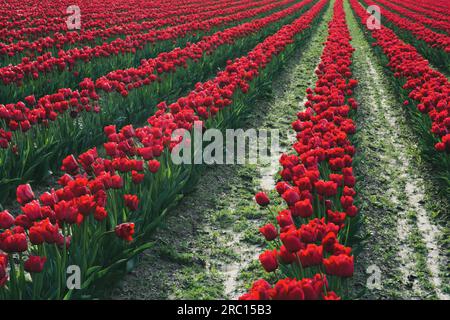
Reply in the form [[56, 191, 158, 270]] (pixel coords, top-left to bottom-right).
[[345, 0, 449, 300]]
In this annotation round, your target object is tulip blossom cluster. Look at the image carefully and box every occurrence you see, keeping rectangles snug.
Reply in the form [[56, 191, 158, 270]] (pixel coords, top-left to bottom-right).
[[350, 0, 450, 152], [362, 0, 450, 53], [0, 80, 99, 145], [0, 0, 327, 299], [241, 0, 358, 300], [388, 0, 450, 22], [241, 276, 340, 300], [0, 0, 253, 59], [0, 0, 294, 86], [0, 0, 191, 43], [403, 0, 450, 15], [95, 0, 313, 95], [0, 0, 301, 148], [374, 0, 450, 35]]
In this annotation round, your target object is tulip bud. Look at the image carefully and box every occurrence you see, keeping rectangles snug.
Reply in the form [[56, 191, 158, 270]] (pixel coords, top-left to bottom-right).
[[255, 192, 270, 206]]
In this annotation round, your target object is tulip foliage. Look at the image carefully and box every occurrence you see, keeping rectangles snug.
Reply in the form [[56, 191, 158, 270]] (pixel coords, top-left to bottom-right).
[[0, 0, 328, 299], [241, 0, 358, 300]]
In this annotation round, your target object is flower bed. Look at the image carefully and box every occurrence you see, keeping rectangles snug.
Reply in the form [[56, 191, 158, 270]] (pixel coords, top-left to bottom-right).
[[240, 0, 359, 300]]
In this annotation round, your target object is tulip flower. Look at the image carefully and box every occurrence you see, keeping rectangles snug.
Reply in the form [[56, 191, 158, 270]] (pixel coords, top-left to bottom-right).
[[115, 223, 135, 242], [0, 210, 15, 229], [259, 250, 278, 272], [24, 256, 47, 273], [323, 254, 354, 277], [124, 194, 139, 211], [147, 160, 161, 173], [259, 223, 278, 241], [16, 184, 35, 205], [255, 192, 270, 206]]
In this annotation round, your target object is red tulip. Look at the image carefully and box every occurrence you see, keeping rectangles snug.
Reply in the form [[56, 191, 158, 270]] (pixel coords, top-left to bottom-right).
[[124, 194, 139, 211], [345, 205, 358, 217], [278, 245, 296, 264], [280, 229, 303, 253], [111, 175, 124, 189], [0, 210, 14, 229], [323, 254, 354, 277], [322, 232, 337, 253], [259, 249, 278, 272], [298, 244, 323, 268], [131, 171, 145, 184], [94, 206, 108, 222], [54, 200, 78, 224], [259, 223, 277, 241], [16, 184, 35, 205], [281, 189, 300, 205], [323, 291, 341, 300], [21, 200, 42, 221], [61, 155, 79, 174], [293, 199, 313, 218], [115, 223, 135, 242], [147, 160, 160, 173], [255, 192, 270, 206], [2, 233, 28, 253], [0, 266, 7, 287], [24, 256, 47, 273]]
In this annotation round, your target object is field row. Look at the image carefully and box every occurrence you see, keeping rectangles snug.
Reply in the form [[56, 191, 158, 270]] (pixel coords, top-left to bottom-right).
[[242, 0, 357, 299]]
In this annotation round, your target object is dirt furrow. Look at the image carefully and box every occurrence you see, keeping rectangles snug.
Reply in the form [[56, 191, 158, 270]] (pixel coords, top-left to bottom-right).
[[345, 0, 448, 299]]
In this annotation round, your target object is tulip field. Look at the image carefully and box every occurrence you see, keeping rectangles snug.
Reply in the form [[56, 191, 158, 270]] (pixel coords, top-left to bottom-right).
[[0, 0, 449, 301]]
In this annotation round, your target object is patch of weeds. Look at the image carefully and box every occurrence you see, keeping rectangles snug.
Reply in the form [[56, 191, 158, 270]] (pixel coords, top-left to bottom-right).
[[157, 245, 198, 266], [242, 228, 265, 246], [210, 245, 240, 262], [407, 210, 437, 298], [240, 206, 263, 220], [173, 267, 225, 300], [211, 208, 235, 227]]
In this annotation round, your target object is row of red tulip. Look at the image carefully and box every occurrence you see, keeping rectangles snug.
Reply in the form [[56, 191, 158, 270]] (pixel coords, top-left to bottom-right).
[[392, 0, 450, 21], [0, 0, 328, 299], [0, 0, 292, 87], [401, 0, 450, 16], [350, 0, 450, 153], [375, 0, 450, 35], [0, 0, 310, 149], [388, 0, 450, 27], [0, 0, 196, 43], [240, 0, 358, 300], [0, 0, 256, 60], [363, 0, 450, 53], [0, 0, 117, 41]]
